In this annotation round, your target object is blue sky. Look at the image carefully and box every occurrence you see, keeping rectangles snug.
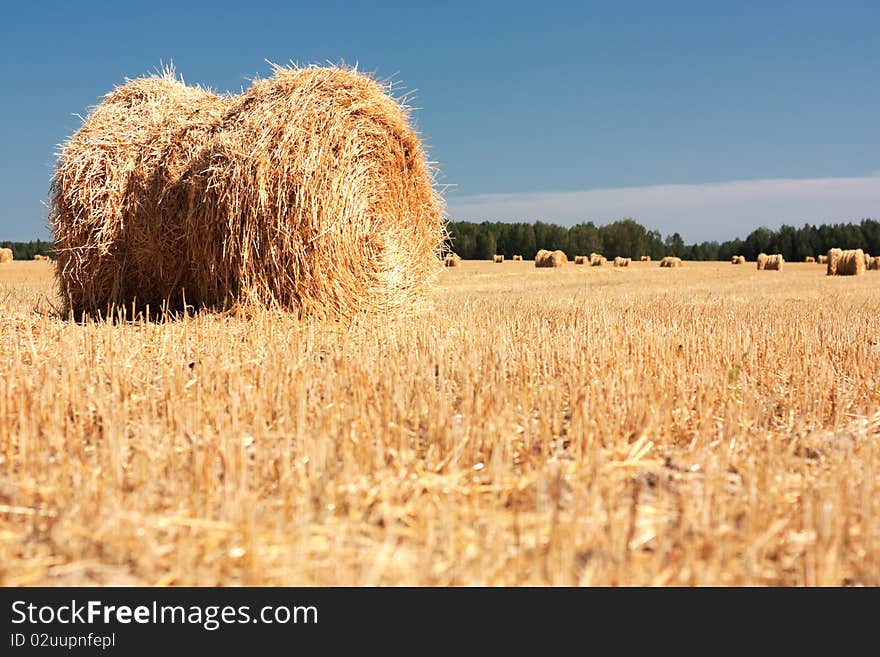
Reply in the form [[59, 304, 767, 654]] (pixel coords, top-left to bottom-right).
[[1, 1, 878, 241]]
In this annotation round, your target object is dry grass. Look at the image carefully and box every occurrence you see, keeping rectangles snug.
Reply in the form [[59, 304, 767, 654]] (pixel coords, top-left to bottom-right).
[[50, 65, 445, 320], [1, 260, 880, 586]]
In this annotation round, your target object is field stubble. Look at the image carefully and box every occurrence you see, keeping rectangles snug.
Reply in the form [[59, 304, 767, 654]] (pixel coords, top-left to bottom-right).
[[1, 260, 879, 585]]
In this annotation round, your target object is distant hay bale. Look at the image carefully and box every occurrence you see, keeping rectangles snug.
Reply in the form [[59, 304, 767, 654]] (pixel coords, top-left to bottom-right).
[[869, 256, 880, 271], [640, 255, 651, 262], [827, 248, 865, 276], [574, 255, 587, 265], [535, 249, 567, 267], [804, 256, 815, 263], [0, 248, 13, 264], [613, 256, 630, 267], [731, 255, 746, 264], [756, 253, 783, 271], [817, 254, 828, 264], [49, 65, 445, 318], [589, 254, 606, 266], [444, 253, 461, 267], [512, 254, 523, 261], [659, 256, 682, 268], [493, 255, 504, 263], [865, 253, 872, 268], [34, 254, 50, 262]]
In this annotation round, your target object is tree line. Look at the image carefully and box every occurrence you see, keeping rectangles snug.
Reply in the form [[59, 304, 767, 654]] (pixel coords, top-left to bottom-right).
[[447, 218, 880, 261], [0, 239, 53, 260], [4, 218, 879, 262]]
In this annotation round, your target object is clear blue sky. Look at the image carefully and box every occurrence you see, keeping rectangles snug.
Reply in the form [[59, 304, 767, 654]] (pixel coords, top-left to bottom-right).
[[1, 1, 878, 241]]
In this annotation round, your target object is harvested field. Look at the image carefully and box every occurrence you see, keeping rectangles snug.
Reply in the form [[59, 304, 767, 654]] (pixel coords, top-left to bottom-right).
[[1, 260, 879, 586]]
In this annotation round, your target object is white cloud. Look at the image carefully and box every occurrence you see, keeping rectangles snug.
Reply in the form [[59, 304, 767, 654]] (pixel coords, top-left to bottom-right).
[[445, 177, 880, 242]]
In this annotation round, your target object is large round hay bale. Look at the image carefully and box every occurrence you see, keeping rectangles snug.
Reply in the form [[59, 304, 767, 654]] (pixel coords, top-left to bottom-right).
[[804, 256, 815, 263], [869, 256, 880, 271], [659, 256, 682, 268], [640, 255, 651, 262], [828, 248, 865, 276], [50, 66, 445, 318], [817, 254, 828, 264], [512, 254, 523, 261], [444, 253, 461, 267], [589, 253, 606, 266], [731, 255, 746, 264], [760, 254, 783, 271], [535, 249, 566, 267], [492, 254, 504, 263], [826, 248, 843, 275], [0, 248, 13, 264]]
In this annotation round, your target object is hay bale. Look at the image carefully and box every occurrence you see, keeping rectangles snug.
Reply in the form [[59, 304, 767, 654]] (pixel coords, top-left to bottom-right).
[[825, 248, 842, 275], [574, 255, 587, 265], [613, 256, 630, 267], [640, 255, 651, 262], [817, 254, 828, 264], [804, 256, 815, 263], [493, 255, 504, 263], [0, 248, 13, 264], [731, 255, 746, 264], [865, 253, 872, 269], [659, 256, 682, 268], [869, 256, 880, 271], [589, 254, 606, 266], [444, 253, 461, 267], [50, 65, 445, 318], [512, 254, 523, 261], [535, 249, 567, 267], [827, 248, 865, 276], [33, 254, 50, 262], [756, 254, 783, 271]]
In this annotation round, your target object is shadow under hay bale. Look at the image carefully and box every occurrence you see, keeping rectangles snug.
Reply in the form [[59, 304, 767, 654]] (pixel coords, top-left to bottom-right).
[[50, 66, 445, 319]]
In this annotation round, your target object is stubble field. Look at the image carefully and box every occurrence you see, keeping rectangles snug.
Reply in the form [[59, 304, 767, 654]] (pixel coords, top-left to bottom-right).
[[1, 259, 879, 585]]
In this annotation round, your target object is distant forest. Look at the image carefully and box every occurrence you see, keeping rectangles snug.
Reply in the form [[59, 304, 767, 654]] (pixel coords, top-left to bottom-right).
[[446, 218, 880, 261], [0, 239, 53, 260], [4, 218, 879, 262]]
